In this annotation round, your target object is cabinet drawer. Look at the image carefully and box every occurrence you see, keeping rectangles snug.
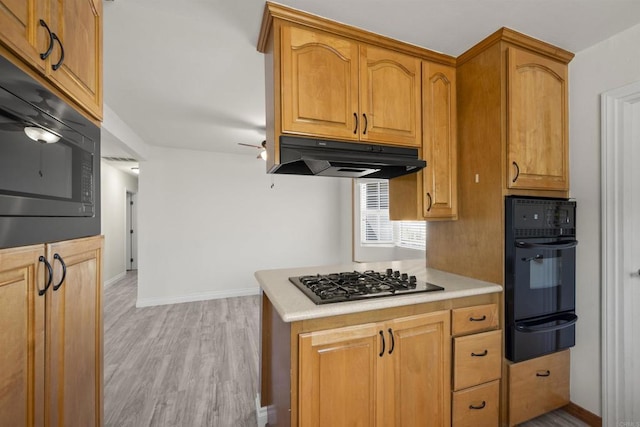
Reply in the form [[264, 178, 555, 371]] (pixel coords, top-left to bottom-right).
[[508, 349, 570, 426], [452, 380, 500, 427], [453, 330, 502, 390], [452, 304, 499, 336]]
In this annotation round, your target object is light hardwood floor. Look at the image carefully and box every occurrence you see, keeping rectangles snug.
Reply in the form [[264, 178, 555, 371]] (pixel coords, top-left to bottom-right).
[[104, 271, 588, 427]]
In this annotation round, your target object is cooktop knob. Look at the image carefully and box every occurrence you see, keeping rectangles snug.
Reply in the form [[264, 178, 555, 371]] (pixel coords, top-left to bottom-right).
[[401, 273, 408, 280], [409, 275, 417, 284], [386, 268, 393, 276], [393, 270, 400, 277]]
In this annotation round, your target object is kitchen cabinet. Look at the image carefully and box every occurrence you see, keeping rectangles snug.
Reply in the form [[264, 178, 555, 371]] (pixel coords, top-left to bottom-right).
[[0, 235, 103, 427], [389, 61, 457, 220], [298, 311, 450, 427], [0, 0, 103, 120], [507, 47, 568, 191], [258, 2, 455, 172], [507, 349, 570, 426], [450, 304, 501, 427], [280, 24, 421, 147]]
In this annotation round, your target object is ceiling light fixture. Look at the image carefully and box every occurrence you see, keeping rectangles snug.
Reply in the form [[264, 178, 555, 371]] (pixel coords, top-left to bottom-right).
[[131, 167, 140, 174], [24, 126, 60, 144]]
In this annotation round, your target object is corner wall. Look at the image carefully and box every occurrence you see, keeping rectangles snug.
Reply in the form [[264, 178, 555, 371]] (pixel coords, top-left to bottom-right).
[[136, 146, 352, 306], [101, 161, 139, 285], [569, 21, 640, 415]]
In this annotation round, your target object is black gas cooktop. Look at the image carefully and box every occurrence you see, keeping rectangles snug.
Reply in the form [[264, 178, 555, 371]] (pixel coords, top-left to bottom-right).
[[289, 269, 444, 305]]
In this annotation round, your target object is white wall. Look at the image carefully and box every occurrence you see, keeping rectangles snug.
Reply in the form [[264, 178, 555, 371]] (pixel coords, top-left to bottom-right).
[[569, 21, 640, 415], [101, 161, 139, 285], [136, 146, 352, 306]]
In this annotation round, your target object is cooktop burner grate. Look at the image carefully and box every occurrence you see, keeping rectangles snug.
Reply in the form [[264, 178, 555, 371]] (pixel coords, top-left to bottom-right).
[[289, 269, 444, 305]]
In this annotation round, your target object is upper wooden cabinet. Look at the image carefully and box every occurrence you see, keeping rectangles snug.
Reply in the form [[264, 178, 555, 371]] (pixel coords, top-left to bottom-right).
[[507, 47, 568, 191], [280, 24, 421, 147], [0, 0, 103, 121], [389, 61, 457, 221], [258, 1, 455, 171]]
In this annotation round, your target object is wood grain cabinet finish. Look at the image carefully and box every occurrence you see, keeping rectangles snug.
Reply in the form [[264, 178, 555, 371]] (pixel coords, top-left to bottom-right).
[[507, 47, 568, 191], [389, 61, 457, 221], [453, 330, 502, 391], [280, 24, 421, 147], [0, 0, 48, 72], [0, 0, 102, 120], [298, 311, 450, 427], [0, 236, 103, 427], [452, 380, 500, 427], [451, 303, 499, 336], [508, 349, 570, 426], [0, 245, 46, 427]]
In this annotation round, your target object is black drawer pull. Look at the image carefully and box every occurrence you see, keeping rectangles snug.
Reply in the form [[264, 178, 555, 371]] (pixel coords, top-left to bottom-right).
[[469, 315, 486, 322], [471, 350, 488, 357], [379, 330, 385, 357], [469, 401, 486, 410], [536, 370, 551, 377]]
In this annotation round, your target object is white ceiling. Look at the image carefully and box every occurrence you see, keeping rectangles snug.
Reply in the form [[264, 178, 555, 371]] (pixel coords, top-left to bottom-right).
[[102, 0, 640, 158]]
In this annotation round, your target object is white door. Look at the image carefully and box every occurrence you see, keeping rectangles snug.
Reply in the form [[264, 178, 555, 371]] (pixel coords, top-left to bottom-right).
[[602, 81, 640, 424]]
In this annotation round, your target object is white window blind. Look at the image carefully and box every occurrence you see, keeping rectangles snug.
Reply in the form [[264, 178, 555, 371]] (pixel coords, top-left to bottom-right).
[[359, 181, 426, 250], [360, 181, 393, 244]]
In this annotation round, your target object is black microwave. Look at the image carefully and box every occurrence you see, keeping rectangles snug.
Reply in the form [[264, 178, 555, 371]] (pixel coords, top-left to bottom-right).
[[0, 54, 100, 249]]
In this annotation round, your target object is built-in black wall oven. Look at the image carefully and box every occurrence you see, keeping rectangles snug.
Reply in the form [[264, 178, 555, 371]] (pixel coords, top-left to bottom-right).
[[505, 196, 578, 362], [0, 54, 100, 249]]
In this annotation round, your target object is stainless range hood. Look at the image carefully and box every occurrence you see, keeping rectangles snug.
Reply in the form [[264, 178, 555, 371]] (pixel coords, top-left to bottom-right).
[[269, 136, 426, 179]]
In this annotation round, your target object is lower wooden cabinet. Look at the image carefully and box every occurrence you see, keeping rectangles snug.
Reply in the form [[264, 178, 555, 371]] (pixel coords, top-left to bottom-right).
[[452, 380, 500, 427], [298, 311, 450, 427], [508, 349, 570, 426], [0, 235, 103, 427]]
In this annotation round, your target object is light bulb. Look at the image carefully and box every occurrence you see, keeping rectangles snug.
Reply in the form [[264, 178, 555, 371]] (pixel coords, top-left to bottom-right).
[[24, 126, 60, 144]]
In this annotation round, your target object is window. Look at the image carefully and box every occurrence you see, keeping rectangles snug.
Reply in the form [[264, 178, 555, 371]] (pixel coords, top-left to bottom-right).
[[359, 181, 426, 250]]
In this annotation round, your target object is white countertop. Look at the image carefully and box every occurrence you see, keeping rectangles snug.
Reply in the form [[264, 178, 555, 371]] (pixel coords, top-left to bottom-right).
[[255, 259, 502, 322]]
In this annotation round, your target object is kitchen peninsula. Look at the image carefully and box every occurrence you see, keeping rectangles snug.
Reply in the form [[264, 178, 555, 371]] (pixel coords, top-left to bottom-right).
[[256, 259, 503, 426]]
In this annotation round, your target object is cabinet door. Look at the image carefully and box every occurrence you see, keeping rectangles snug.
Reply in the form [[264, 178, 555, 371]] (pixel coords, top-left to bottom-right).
[[0, 245, 45, 427], [280, 24, 359, 140], [383, 310, 450, 427], [46, 236, 103, 427], [359, 45, 421, 146], [48, 0, 102, 120], [422, 61, 457, 218], [299, 323, 380, 427], [0, 0, 48, 72], [507, 47, 568, 191]]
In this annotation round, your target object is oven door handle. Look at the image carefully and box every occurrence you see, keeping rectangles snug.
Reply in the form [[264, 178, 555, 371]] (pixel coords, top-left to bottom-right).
[[515, 313, 578, 333], [515, 240, 578, 250]]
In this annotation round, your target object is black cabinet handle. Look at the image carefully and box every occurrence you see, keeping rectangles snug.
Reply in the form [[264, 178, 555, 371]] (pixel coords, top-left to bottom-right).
[[39, 20, 54, 60], [469, 401, 486, 410], [51, 33, 65, 71], [379, 330, 385, 357], [536, 370, 551, 377], [388, 328, 395, 355], [469, 315, 486, 322], [38, 255, 53, 296], [426, 192, 432, 212], [512, 161, 520, 182], [471, 350, 488, 357], [353, 112, 358, 134], [362, 113, 368, 134], [52, 253, 67, 291]]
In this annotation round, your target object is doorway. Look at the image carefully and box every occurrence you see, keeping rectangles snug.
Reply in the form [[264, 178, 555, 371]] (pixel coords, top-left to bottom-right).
[[126, 191, 138, 271], [601, 80, 640, 424]]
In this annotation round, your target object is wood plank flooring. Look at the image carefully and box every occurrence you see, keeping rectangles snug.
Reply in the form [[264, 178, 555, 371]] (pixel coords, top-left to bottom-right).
[[104, 271, 260, 426], [104, 271, 589, 427]]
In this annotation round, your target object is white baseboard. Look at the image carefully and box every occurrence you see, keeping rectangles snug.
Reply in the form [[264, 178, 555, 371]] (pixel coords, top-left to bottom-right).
[[255, 394, 268, 427], [103, 271, 127, 289], [135, 287, 260, 308]]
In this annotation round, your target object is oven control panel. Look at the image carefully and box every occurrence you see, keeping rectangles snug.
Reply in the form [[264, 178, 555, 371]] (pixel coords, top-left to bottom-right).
[[508, 197, 576, 236]]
